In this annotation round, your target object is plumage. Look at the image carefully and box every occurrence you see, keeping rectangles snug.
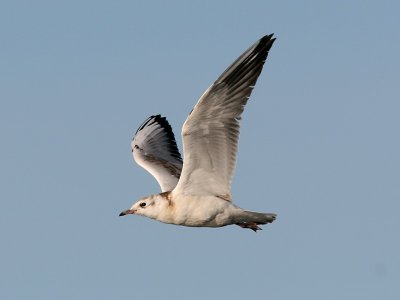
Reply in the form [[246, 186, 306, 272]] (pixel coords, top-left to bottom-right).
[[121, 34, 277, 232], [173, 35, 275, 198], [131, 115, 182, 192]]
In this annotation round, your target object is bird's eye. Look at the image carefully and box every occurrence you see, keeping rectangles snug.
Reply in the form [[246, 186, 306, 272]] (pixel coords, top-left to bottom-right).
[[140, 202, 146, 208]]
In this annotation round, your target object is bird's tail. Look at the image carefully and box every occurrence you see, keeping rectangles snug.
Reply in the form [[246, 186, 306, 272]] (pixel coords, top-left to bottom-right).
[[235, 211, 276, 232], [243, 211, 277, 224]]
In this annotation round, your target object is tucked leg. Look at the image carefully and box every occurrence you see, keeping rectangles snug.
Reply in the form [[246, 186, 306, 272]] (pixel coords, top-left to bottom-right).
[[236, 222, 263, 232]]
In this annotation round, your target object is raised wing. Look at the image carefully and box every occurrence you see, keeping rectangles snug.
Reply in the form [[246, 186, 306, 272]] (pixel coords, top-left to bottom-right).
[[172, 34, 275, 199], [132, 115, 183, 192]]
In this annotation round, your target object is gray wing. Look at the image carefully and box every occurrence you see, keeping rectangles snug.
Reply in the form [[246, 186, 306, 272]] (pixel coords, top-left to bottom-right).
[[131, 115, 183, 192], [172, 34, 275, 199]]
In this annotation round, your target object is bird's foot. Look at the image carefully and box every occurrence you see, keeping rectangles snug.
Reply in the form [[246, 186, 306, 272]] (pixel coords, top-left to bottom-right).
[[236, 222, 263, 232]]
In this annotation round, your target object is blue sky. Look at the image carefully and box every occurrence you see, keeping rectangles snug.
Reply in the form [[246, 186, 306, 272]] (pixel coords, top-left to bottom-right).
[[1, 1, 399, 299]]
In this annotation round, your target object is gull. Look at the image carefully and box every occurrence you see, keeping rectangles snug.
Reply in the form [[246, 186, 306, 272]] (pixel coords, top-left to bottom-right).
[[120, 34, 277, 231]]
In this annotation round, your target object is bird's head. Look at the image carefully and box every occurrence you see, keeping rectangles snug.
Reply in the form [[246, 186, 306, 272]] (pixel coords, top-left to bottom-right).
[[119, 193, 171, 220]]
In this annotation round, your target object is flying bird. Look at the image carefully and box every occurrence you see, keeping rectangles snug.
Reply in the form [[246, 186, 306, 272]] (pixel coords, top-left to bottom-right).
[[120, 34, 277, 231]]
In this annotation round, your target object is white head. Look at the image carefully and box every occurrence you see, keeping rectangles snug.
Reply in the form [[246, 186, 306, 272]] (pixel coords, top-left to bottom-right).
[[119, 193, 171, 221]]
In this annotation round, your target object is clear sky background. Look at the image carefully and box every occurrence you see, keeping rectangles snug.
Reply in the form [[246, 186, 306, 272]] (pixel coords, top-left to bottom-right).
[[1, 1, 399, 299]]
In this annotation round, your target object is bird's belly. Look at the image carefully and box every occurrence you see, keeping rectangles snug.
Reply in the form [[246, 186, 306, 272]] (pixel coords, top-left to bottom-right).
[[160, 196, 237, 227]]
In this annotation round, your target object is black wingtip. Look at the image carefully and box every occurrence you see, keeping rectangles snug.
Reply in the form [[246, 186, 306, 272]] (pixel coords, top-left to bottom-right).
[[256, 33, 276, 53], [134, 114, 161, 135], [261, 33, 274, 40], [215, 33, 276, 87], [132, 114, 183, 162]]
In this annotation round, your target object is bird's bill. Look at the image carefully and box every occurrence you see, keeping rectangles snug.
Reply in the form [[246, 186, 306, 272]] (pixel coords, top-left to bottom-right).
[[119, 209, 136, 216]]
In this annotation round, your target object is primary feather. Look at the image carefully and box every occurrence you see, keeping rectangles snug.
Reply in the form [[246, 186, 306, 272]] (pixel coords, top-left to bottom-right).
[[131, 115, 182, 192]]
